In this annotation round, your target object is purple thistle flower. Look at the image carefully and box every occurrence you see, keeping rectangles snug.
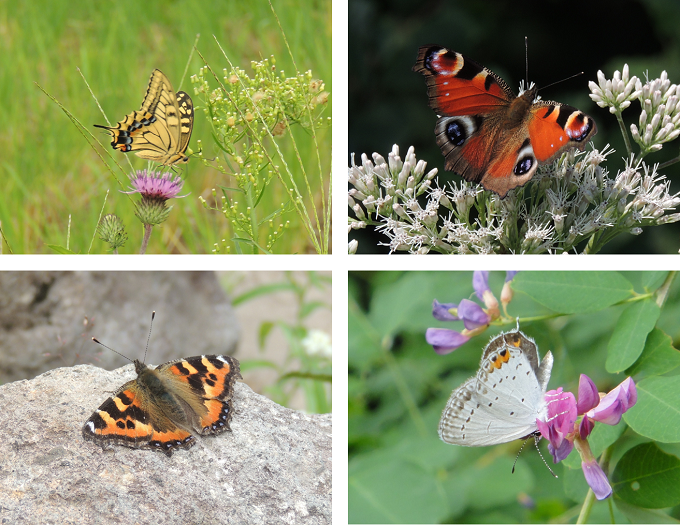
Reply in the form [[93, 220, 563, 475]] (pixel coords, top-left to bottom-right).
[[123, 170, 187, 200]]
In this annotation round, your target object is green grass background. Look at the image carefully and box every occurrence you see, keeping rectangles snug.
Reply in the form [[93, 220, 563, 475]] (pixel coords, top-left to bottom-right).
[[0, 0, 331, 254]]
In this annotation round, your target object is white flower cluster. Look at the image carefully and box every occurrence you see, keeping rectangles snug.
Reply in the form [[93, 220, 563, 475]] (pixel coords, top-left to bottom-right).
[[348, 144, 680, 254], [589, 65, 640, 114], [302, 329, 332, 358], [590, 65, 680, 156], [631, 72, 680, 153]]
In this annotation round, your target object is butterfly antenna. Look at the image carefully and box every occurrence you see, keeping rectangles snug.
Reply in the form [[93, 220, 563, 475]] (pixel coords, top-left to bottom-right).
[[524, 36, 529, 87], [91, 338, 132, 363], [142, 311, 156, 364], [538, 72, 584, 93], [512, 435, 531, 473], [534, 434, 558, 478]]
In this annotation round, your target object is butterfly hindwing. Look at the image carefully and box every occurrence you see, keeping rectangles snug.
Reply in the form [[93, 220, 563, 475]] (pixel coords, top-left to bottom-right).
[[95, 69, 194, 166]]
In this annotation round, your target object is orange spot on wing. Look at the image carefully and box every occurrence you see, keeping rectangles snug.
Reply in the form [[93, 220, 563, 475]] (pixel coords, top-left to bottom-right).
[[200, 398, 225, 428], [153, 428, 192, 442], [529, 107, 569, 162]]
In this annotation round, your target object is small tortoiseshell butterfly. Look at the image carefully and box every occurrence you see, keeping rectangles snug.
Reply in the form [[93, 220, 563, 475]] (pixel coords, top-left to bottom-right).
[[413, 45, 597, 198], [83, 336, 241, 456]]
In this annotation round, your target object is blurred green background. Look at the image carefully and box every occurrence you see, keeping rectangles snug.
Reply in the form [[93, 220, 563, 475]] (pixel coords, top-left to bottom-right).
[[0, 0, 331, 253], [348, 271, 680, 523], [348, 0, 680, 253]]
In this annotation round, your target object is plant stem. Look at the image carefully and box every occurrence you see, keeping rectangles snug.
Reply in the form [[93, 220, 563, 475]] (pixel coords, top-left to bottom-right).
[[615, 110, 633, 158], [140, 223, 152, 254], [576, 486, 596, 524], [658, 155, 680, 170]]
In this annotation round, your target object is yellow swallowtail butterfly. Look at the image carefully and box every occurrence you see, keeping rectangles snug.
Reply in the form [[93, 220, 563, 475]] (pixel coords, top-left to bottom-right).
[[95, 69, 194, 166]]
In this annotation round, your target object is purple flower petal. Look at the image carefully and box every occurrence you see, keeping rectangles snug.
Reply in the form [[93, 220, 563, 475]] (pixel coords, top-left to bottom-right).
[[505, 271, 518, 282], [582, 459, 613, 500], [425, 328, 470, 355], [432, 300, 459, 321], [547, 438, 574, 463], [586, 377, 637, 426], [577, 374, 600, 414], [457, 299, 490, 330], [122, 170, 187, 200], [472, 271, 490, 301], [579, 415, 594, 440]]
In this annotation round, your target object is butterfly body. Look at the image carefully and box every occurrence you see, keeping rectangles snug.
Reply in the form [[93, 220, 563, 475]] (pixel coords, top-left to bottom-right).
[[83, 354, 241, 456], [414, 46, 597, 197], [95, 69, 194, 166]]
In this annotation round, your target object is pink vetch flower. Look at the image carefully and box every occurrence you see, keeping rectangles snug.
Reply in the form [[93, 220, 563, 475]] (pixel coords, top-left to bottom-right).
[[537, 375, 637, 500], [123, 170, 188, 200], [426, 271, 517, 354], [536, 388, 577, 463]]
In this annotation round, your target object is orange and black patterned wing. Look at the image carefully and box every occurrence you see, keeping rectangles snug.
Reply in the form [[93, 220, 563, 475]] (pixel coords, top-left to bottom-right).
[[157, 355, 242, 436], [82, 379, 195, 456]]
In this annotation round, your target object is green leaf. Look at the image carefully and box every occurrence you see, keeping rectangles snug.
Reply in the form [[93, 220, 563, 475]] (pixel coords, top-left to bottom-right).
[[369, 272, 473, 337], [348, 298, 382, 370], [462, 455, 534, 510], [348, 437, 460, 523], [640, 272, 668, 292], [46, 244, 78, 254], [300, 300, 327, 319], [217, 184, 245, 194], [232, 237, 272, 254], [626, 328, 680, 377], [258, 321, 275, 349], [615, 498, 680, 523], [612, 442, 680, 508], [238, 359, 279, 372], [279, 371, 331, 382], [606, 299, 661, 372], [624, 375, 680, 442], [512, 272, 632, 314], [232, 282, 296, 305]]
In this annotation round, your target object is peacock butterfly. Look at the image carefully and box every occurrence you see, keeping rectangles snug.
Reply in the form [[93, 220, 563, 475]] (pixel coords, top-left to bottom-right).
[[413, 45, 597, 198]]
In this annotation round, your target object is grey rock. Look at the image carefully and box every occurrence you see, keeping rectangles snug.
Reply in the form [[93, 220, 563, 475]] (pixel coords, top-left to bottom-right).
[[0, 272, 240, 384], [0, 362, 332, 524]]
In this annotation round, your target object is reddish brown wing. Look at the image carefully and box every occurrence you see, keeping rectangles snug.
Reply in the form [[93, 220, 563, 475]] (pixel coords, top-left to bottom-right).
[[413, 45, 514, 116], [413, 46, 516, 191]]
